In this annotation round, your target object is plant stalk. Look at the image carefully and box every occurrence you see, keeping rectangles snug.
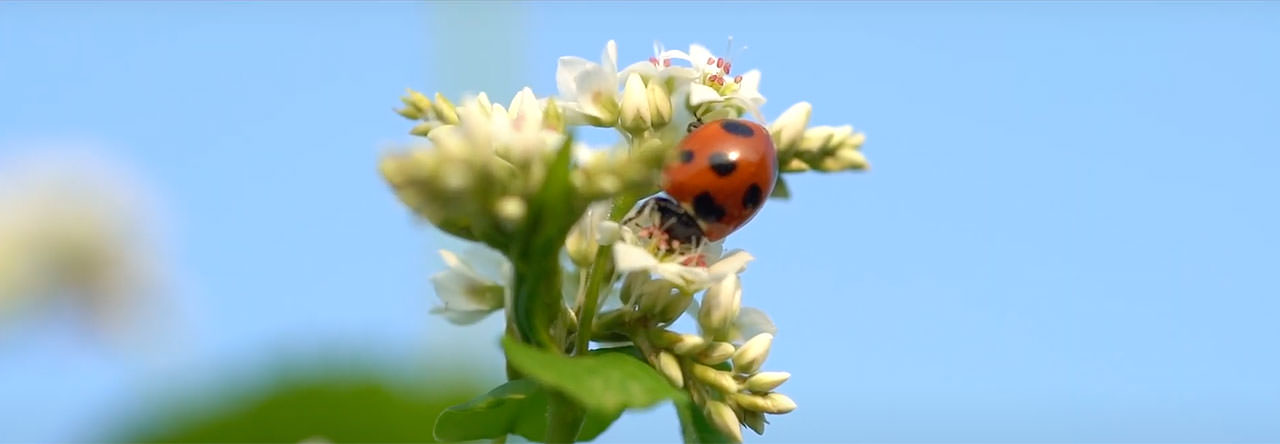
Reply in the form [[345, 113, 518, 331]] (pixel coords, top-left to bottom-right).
[[545, 390, 585, 444]]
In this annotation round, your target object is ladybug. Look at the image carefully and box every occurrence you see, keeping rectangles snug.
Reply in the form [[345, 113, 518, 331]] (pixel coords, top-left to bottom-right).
[[654, 118, 778, 244]]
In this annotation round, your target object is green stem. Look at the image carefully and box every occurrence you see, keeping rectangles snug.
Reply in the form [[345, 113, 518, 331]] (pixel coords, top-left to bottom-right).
[[573, 246, 613, 355], [545, 390, 585, 444]]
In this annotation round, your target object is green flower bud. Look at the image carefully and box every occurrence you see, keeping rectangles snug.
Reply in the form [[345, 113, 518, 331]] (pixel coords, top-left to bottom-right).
[[432, 92, 459, 124]]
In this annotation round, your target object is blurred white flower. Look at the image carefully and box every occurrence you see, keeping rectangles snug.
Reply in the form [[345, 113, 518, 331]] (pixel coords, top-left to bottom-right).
[[429, 246, 511, 325], [0, 146, 164, 338], [556, 40, 622, 126]]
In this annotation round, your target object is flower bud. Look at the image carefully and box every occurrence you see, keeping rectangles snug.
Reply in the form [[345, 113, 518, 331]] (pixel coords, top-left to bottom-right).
[[732, 333, 773, 374], [704, 400, 743, 443], [404, 89, 432, 114], [410, 121, 443, 137], [596, 221, 620, 245], [695, 341, 735, 366], [731, 392, 796, 415], [646, 79, 672, 129], [620, 73, 652, 134], [698, 274, 742, 340], [493, 195, 526, 229], [636, 278, 677, 316], [743, 371, 790, 393], [670, 333, 708, 356], [649, 329, 684, 348], [770, 102, 811, 153], [543, 97, 566, 133], [798, 125, 836, 154], [657, 351, 684, 388], [432, 92, 459, 124], [690, 363, 739, 394], [780, 157, 810, 173], [396, 106, 423, 120], [655, 289, 694, 325]]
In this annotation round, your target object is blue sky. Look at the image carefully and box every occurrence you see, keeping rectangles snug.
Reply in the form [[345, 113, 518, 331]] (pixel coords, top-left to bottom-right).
[[2, 1, 1279, 442]]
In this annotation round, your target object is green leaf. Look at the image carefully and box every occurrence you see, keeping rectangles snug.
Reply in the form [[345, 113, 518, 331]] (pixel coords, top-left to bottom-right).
[[433, 379, 622, 442], [502, 337, 680, 416], [675, 395, 735, 444], [769, 176, 791, 200]]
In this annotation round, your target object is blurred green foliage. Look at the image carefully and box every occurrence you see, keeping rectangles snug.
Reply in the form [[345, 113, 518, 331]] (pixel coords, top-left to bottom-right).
[[108, 353, 491, 443]]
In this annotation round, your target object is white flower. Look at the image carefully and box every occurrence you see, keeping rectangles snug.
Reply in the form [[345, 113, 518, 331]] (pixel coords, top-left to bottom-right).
[[429, 246, 511, 325], [661, 40, 766, 119], [620, 41, 700, 85], [556, 40, 622, 126], [453, 88, 565, 163], [609, 222, 752, 294]]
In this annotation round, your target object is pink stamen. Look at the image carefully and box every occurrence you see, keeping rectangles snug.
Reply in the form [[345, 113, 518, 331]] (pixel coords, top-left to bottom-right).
[[716, 57, 724, 69], [724, 62, 732, 74], [663, 59, 671, 67], [717, 76, 725, 86], [734, 75, 743, 84], [649, 56, 659, 65], [706, 57, 715, 65]]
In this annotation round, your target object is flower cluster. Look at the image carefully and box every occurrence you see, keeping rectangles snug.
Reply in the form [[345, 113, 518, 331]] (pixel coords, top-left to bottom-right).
[[380, 39, 869, 443]]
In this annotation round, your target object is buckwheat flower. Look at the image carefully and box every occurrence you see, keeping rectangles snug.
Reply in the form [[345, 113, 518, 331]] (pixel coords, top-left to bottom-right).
[[620, 41, 700, 85], [609, 223, 753, 293], [661, 41, 766, 119], [556, 40, 622, 127], [429, 247, 511, 325]]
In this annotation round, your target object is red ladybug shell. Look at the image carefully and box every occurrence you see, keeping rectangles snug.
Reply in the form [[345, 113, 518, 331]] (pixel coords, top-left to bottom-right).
[[662, 119, 778, 241]]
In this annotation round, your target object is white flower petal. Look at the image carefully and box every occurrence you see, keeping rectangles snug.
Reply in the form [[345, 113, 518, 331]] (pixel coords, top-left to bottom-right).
[[556, 56, 592, 97], [708, 250, 754, 279], [688, 84, 724, 107], [602, 40, 619, 75], [612, 242, 660, 273], [734, 306, 777, 342], [431, 306, 497, 325], [654, 262, 709, 290]]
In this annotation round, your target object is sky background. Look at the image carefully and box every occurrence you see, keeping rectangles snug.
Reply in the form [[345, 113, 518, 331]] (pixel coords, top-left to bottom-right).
[[3, 1, 1280, 442]]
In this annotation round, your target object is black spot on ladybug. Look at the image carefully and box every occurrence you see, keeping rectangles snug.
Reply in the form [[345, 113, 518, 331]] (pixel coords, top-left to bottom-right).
[[742, 183, 763, 210], [707, 152, 737, 177], [680, 149, 695, 164], [719, 120, 755, 138], [692, 192, 726, 222]]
